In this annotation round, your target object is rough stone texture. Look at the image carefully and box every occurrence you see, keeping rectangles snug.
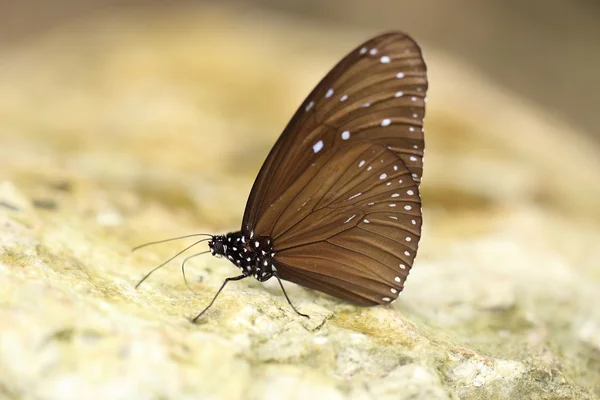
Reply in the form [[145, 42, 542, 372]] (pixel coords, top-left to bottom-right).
[[1, 5, 599, 400]]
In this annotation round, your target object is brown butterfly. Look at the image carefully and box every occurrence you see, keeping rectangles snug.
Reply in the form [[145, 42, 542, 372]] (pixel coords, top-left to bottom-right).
[[136, 32, 427, 321]]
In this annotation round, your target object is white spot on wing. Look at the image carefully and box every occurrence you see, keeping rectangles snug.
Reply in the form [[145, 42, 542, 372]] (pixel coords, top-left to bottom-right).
[[396, 72, 405, 79], [395, 276, 401, 282], [369, 48, 378, 55], [407, 190, 414, 195], [341, 130, 350, 140], [358, 160, 365, 168], [379, 173, 387, 180], [340, 94, 348, 102], [381, 119, 391, 127], [404, 205, 412, 210], [359, 47, 367, 54], [363, 219, 370, 224], [313, 140, 324, 153], [305, 101, 314, 111], [382, 297, 391, 302], [395, 91, 404, 97], [344, 215, 356, 224], [325, 88, 334, 98], [380, 55, 391, 63], [348, 192, 362, 200], [400, 264, 406, 269]]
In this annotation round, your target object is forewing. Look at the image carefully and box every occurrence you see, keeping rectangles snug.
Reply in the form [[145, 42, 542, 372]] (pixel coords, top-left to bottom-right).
[[242, 32, 427, 233], [268, 143, 422, 305]]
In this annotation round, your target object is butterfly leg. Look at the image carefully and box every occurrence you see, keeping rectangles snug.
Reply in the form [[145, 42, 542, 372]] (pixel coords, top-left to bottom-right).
[[273, 272, 310, 319], [191, 274, 247, 323], [180, 251, 212, 295]]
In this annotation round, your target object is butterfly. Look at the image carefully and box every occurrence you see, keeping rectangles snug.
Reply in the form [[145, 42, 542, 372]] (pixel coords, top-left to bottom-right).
[[135, 32, 427, 321]]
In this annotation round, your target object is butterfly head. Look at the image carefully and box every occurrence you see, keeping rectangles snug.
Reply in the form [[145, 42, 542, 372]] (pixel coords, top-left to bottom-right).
[[208, 235, 227, 258]]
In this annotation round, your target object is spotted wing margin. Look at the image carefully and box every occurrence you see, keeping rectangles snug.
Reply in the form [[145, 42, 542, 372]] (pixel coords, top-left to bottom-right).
[[264, 143, 422, 305], [243, 32, 427, 234]]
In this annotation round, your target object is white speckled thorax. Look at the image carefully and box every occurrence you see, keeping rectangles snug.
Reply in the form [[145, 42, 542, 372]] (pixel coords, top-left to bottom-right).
[[209, 231, 276, 282]]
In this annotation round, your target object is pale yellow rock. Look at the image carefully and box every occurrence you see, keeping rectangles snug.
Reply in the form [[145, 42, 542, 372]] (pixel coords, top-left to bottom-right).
[[0, 4, 599, 400]]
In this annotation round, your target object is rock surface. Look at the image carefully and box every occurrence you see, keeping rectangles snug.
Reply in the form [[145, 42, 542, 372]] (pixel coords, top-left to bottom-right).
[[0, 5, 599, 400]]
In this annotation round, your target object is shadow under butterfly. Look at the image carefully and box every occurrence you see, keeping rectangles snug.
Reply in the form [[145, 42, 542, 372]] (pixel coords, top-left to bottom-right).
[[135, 32, 428, 322]]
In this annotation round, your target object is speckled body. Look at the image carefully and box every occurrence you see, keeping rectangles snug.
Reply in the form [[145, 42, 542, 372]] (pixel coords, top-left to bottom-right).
[[209, 231, 276, 282]]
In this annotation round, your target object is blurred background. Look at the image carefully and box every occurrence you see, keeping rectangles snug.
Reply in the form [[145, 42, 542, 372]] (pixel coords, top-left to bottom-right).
[[1, 0, 599, 222], [1, 0, 600, 230], [1, 0, 600, 247], [1, 0, 599, 141]]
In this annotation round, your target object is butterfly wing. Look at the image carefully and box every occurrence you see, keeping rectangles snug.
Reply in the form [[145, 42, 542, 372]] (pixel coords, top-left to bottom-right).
[[242, 32, 427, 234], [263, 142, 421, 304]]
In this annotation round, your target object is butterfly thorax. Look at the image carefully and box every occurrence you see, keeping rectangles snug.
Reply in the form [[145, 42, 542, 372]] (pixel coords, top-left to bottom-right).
[[208, 231, 276, 282]]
